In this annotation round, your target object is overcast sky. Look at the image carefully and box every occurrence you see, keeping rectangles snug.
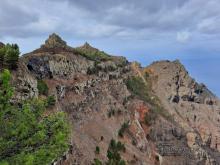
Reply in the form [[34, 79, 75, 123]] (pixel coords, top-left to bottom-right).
[[0, 0, 220, 96]]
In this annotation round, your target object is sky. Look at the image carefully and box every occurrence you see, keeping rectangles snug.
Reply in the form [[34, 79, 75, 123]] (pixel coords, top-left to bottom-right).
[[0, 0, 220, 97]]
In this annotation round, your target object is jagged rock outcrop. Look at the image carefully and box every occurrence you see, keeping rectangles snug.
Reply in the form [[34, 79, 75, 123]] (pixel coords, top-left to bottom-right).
[[77, 42, 99, 52], [11, 61, 38, 101], [11, 34, 220, 165], [42, 33, 67, 48], [147, 60, 217, 105], [25, 53, 93, 79]]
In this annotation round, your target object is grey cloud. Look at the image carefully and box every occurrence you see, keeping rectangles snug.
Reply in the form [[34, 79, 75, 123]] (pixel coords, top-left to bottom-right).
[[70, 0, 189, 13], [69, 0, 191, 30], [0, 1, 38, 26], [0, 0, 220, 40], [0, 1, 39, 38], [65, 0, 220, 38], [197, 17, 220, 34]]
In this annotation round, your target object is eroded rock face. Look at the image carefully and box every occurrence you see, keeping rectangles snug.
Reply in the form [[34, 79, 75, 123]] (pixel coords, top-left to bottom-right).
[[147, 60, 220, 164], [26, 53, 93, 79], [11, 34, 220, 165], [12, 62, 38, 101], [129, 102, 149, 151], [148, 60, 217, 105]]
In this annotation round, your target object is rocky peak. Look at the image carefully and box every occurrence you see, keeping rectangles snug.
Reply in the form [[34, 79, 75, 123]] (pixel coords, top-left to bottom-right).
[[83, 42, 91, 48], [78, 42, 99, 52], [42, 33, 67, 48]]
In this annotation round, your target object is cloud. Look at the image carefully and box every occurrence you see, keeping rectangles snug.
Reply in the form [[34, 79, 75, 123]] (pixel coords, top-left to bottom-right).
[[177, 31, 191, 43], [0, 0, 220, 41], [0, 1, 39, 38], [197, 17, 220, 34]]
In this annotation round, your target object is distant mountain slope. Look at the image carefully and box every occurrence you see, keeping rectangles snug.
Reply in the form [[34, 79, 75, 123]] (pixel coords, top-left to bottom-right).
[[7, 34, 220, 165]]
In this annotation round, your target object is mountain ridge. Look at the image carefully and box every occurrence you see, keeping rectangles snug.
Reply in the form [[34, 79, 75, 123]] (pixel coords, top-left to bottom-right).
[[2, 34, 220, 165]]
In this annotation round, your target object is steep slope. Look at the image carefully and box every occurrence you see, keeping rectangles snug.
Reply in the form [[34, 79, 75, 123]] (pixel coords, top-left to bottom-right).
[[9, 34, 220, 165], [146, 60, 220, 164]]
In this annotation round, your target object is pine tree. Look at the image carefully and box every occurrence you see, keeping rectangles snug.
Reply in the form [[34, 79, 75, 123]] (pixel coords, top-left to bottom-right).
[[0, 70, 70, 165], [4, 44, 19, 70], [0, 44, 19, 70]]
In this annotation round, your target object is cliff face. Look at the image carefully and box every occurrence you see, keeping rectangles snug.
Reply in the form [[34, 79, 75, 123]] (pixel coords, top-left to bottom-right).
[[146, 61, 220, 164], [10, 34, 220, 165]]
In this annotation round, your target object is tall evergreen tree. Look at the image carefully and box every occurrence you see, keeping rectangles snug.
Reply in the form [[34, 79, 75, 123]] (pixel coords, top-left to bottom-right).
[[4, 44, 19, 70], [0, 70, 70, 165], [0, 44, 19, 70]]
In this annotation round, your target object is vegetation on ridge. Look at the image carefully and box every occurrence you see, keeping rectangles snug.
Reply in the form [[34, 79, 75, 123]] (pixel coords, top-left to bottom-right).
[[0, 70, 70, 165], [118, 121, 129, 138], [37, 80, 49, 96], [93, 139, 126, 165], [75, 43, 111, 61], [0, 44, 19, 70], [126, 76, 170, 125]]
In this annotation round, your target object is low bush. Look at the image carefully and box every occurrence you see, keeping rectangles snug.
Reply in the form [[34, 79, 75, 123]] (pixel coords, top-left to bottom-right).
[[37, 80, 49, 95], [126, 76, 151, 103], [46, 95, 56, 107], [92, 158, 102, 165], [75, 48, 111, 62], [107, 139, 126, 164], [118, 122, 129, 138], [95, 146, 100, 154], [108, 109, 115, 118], [92, 139, 126, 165]]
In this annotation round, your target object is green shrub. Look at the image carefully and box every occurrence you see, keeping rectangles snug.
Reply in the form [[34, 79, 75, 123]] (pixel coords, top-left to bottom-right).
[[106, 139, 126, 164], [95, 146, 100, 154], [0, 70, 70, 165], [92, 139, 126, 165], [47, 95, 56, 107], [37, 80, 49, 95], [118, 121, 129, 138], [92, 158, 102, 165], [75, 47, 111, 62], [126, 76, 151, 103], [108, 109, 115, 118]]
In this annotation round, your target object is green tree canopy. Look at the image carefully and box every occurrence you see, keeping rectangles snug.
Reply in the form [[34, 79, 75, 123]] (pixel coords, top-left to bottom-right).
[[0, 70, 70, 165], [0, 44, 19, 70]]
